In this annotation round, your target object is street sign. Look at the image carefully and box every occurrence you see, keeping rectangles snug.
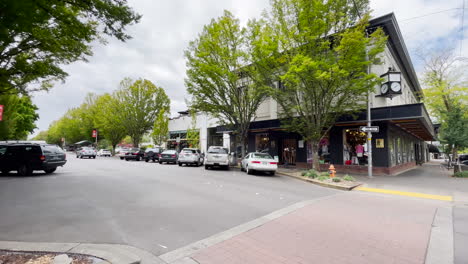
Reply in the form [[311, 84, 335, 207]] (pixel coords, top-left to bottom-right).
[[92, 130, 97, 138], [360, 126, 379, 133], [0, 105, 3, 121]]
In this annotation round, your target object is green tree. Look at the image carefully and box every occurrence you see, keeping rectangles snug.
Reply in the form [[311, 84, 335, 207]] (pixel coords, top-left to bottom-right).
[[0, 94, 39, 140], [32, 130, 48, 141], [115, 78, 170, 147], [186, 112, 200, 148], [93, 93, 127, 154], [185, 10, 269, 157], [0, 0, 141, 95], [248, 0, 386, 169], [151, 109, 169, 146], [421, 50, 468, 163]]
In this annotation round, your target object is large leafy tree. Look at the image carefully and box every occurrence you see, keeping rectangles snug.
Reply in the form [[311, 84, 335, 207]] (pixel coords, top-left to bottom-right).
[[421, 50, 468, 163], [0, 0, 141, 95], [185, 10, 269, 157], [0, 94, 39, 140], [115, 78, 170, 147], [94, 93, 127, 154], [151, 109, 169, 146], [248, 0, 386, 169]]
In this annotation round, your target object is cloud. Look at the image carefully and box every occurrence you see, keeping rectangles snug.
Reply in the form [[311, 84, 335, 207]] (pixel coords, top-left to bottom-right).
[[31, 0, 467, 136]]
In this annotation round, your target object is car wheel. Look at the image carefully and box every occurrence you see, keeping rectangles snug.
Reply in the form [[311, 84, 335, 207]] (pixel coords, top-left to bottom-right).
[[246, 165, 253, 175], [93, 156, 96, 159], [18, 165, 32, 176], [145, 159, 149, 162], [125, 158, 129, 161], [178, 162, 182, 166], [137, 156, 141, 161], [270, 171, 276, 176], [159, 161, 163, 164], [205, 165, 209, 170], [44, 168, 56, 174], [80, 156, 83, 159], [120, 157, 124, 160], [152, 159, 156, 162]]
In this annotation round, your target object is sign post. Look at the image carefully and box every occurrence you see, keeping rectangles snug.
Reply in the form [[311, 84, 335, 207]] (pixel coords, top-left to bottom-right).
[[92, 129, 97, 147]]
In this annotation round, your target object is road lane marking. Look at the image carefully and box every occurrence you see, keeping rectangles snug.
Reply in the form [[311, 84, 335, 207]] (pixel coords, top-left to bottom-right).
[[354, 187, 453, 201]]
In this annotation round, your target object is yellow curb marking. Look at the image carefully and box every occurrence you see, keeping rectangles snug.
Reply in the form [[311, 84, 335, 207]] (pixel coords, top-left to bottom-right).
[[354, 187, 453, 201]]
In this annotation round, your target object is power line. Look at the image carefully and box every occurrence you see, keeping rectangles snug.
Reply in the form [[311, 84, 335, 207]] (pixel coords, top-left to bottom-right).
[[400, 8, 461, 22]]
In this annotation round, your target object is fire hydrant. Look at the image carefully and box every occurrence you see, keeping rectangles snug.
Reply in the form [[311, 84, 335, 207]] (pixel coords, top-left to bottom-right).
[[329, 164, 336, 178]]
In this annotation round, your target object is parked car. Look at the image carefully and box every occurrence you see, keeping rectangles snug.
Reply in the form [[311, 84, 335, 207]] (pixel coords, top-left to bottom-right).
[[0, 143, 67, 176], [458, 154, 468, 162], [178, 148, 204, 166], [159, 150, 178, 164], [116, 148, 129, 160], [76, 147, 97, 159], [97, 149, 112, 157], [144, 147, 164, 162], [241, 152, 278, 175], [124, 148, 145, 161], [205, 146, 230, 170]]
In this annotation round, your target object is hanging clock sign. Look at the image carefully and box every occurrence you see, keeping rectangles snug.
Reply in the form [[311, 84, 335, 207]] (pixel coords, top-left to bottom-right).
[[378, 67, 402, 98]]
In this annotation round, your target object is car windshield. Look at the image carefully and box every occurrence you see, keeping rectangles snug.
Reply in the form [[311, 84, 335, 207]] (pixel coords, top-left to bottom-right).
[[253, 153, 273, 159], [130, 148, 139, 152], [182, 149, 196, 153], [163, 150, 176, 154], [208, 147, 228, 154], [82, 147, 93, 150]]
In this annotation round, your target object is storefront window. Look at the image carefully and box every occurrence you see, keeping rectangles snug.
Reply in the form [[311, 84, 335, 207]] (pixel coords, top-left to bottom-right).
[[396, 137, 401, 164], [255, 133, 269, 152], [389, 135, 394, 166], [343, 129, 367, 166]]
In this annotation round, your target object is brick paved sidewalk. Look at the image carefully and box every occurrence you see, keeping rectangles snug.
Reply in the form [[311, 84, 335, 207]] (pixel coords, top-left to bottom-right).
[[192, 193, 438, 264]]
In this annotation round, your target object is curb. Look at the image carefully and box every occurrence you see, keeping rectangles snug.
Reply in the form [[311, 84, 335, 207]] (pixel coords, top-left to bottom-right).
[[276, 171, 362, 191], [0, 241, 165, 264]]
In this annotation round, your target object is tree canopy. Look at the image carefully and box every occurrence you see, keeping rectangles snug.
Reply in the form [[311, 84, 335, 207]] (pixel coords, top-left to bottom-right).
[[0, 0, 141, 95], [185, 10, 269, 156], [248, 0, 386, 169], [114, 78, 170, 147], [0, 94, 39, 140]]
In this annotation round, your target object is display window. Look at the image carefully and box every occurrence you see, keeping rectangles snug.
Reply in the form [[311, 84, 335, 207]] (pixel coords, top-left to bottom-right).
[[255, 133, 270, 152], [343, 129, 367, 166]]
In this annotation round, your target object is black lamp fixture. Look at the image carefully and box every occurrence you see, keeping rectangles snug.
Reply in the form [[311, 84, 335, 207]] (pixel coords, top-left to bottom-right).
[[378, 67, 402, 98]]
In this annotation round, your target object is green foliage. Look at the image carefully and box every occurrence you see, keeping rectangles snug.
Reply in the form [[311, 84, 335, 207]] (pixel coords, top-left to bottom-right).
[[439, 106, 468, 150], [301, 171, 308, 176], [316, 175, 329, 181], [248, 0, 386, 170], [151, 110, 169, 146], [343, 175, 356, 182], [0, 94, 39, 140], [454, 171, 468, 178], [332, 177, 341, 182], [304, 169, 319, 178], [0, 0, 141, 95], [115, 78, 170, 147], [320, 171, 330, 177], [185, 10, 269, 156]]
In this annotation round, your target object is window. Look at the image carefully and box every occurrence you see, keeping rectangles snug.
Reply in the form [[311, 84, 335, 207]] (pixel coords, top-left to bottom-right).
[[0, 145, 7, 155], [255, 133, 269, 152], [253, 153, 273, 159], [208, 147, 228, 154]]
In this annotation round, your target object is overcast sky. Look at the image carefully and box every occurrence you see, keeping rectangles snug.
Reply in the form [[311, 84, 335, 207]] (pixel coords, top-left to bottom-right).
[[30, 0, 468, 135]]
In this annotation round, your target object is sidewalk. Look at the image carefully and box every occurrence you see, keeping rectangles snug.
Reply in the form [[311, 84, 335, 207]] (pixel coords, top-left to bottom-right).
[[189, 193, 445, 264], [352, 161, 468, 202]]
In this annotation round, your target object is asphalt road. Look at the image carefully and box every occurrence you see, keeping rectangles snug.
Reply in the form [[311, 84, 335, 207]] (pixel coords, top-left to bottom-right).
[[0, 154, 336, 255]]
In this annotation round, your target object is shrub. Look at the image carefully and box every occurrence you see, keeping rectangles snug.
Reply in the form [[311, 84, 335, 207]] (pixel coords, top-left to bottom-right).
[[332, 177, 341, 182], [343, 175, 356, 182], [319, 171, 330, 177], [306, 169, 319, 178], [301, 171, 307, 176], [454, 171, 468, 178], [316, 175, 329, 181]]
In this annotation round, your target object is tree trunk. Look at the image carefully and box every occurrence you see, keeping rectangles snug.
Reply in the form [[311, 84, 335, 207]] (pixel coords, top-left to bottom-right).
[[311, 141, 320, 171]]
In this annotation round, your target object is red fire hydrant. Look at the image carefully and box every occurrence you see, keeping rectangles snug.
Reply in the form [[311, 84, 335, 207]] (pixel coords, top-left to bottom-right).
[[329, 164, 336, 178]]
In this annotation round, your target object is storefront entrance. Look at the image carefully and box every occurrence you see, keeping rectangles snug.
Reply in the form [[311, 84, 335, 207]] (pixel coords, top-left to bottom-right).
[[343, 129, 368, 166]]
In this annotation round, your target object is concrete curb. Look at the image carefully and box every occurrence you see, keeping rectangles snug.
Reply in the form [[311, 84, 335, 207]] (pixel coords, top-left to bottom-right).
[[159, 194, 341, 264], [276, 171, 362, 191], [0, 241, 165, 264], [425, 206, 454, 264]]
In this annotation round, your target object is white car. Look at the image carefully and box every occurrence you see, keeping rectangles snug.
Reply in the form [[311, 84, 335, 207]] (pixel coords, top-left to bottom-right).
[[97, 149, 112, 157], [116, 148, 129, 160], [205, 146, 229, 170], [178, 148, 204, 166], [76, 147, 97, 159], [241, 152, 278, 175]]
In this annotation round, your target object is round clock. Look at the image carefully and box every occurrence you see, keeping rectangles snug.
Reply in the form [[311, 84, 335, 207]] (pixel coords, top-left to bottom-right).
[[390, 82, 401, 92], [381, 83, 389, 94]]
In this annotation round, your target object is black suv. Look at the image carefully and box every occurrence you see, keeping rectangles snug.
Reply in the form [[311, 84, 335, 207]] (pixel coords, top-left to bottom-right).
[[0, 143, 67, 176]]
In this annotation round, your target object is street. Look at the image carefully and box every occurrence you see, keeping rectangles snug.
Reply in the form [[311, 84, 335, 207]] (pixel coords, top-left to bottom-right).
[[0, 156, 463, 263], [0, 155, 336, 255]]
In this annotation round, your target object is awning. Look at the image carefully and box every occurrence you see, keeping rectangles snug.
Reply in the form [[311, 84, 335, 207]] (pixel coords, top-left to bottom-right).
[[428, 144, 440, 153], [336, 103, 436, 141]]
